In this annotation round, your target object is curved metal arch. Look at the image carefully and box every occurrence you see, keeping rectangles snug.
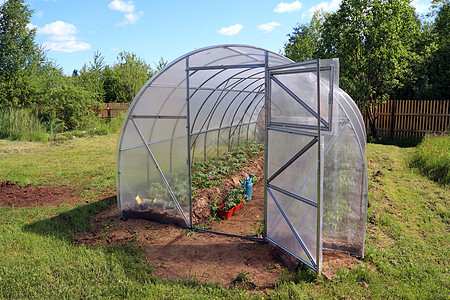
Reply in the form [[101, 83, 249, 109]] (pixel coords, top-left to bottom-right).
[[190, 74, 264, 148], [227, 83, 265, 147], [230, 85, 266, 146]]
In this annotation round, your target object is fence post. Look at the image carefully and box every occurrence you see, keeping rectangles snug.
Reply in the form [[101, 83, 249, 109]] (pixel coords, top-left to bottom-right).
[[390, 99, 396, 138]]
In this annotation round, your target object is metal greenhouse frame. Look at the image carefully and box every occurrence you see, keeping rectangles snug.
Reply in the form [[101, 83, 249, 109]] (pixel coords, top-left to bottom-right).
[[116, 45, 368, 274]]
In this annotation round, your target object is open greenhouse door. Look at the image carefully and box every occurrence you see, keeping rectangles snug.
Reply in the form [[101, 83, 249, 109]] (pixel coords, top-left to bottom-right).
[[264, 58, 335, 274]]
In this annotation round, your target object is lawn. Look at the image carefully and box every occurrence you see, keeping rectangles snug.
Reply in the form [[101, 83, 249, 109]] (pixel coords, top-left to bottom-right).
[[0, 134, 448, 299]]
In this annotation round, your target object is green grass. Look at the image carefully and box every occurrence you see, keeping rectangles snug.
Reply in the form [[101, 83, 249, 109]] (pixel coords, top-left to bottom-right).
[[0, 134, 117, 190], [411, 132, 450, 185], [0, 136, 449, 298]]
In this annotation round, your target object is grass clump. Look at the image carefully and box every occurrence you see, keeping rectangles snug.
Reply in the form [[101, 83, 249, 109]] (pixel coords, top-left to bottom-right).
[[0, 107, 125, 142], [411, 132, 450, 185], [0, 108, 49, 142]]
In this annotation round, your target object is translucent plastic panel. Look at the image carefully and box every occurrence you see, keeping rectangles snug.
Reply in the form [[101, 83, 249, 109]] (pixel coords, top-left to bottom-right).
[[322, 123, 365, 256], [119, 145, 150, 211], [120, 148, 188, 226], [337, 90, 366, 150], [151, 59, 187, 89], [267, 189, 317, 265], [190, 133, 205, 162], [120, 120, 143, 149], [267, 130, 317, 179], [132, 85, 186, 117], [204, 130, 219, 160], [119, 119, 189, 226], [270, 72, 332, 127], [269, 155, 319, 204], [218, 127, 231, 154]]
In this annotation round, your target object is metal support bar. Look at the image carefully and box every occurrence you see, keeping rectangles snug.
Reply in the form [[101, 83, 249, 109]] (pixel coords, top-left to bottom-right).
[[315, 59, 323, 275], [188, 86, 264, 95], [271, 76, 329, 128], [131, 115, 187, 119], [268, 59, 319, 71], [267, 184, 318, 208], [267, 137, 318, 183], [269, 122, 330, 132], [186, 57, 193, 228], [269, 66, 332, 76], [267, 126, 319, 137], [263, 51, 270, 240], [131, 119, 189, 226], [267, 187, 317, 268], [265, 237, 316, 271], [187, 63, 265, 71]]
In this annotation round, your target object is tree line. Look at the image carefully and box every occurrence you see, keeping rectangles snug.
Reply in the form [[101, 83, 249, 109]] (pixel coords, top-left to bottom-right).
[[284, 0, 449, 136], [0, 0, 166, 130], [1, 0, 448, 135]]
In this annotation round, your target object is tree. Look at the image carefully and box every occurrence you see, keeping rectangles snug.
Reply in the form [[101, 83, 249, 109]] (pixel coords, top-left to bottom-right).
[[317, 0, 421, 136], [429, 0, 450, 98], [103, 51, 153, 102], [77, 50, 106, 102], [0, 0, 46, 108], [284, 10, 325, 62]]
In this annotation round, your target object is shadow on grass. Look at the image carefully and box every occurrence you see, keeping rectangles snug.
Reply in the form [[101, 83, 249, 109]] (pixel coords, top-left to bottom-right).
[[21, 195, 157, 284], [368, 136, 423, 148], [23, 195, 116, 241]]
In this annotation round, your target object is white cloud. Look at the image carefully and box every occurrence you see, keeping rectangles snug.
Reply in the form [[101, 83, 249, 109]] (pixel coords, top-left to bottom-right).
[[38, 21, 77, 39], [218, 24, 243, 36], [274, 1, 302, 13], [305, 0, 341, 18], [26, 23, 38, 32], [411, 0, 431, 14], [42, 41, 91, 53], [108, 0, 142, 26], [36, 21, 91, 53], [257, 22, 281, 33], [108, 0, 134, 13]]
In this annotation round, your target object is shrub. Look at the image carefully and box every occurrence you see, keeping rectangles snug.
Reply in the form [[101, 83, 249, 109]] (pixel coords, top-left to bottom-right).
[[411, 132, 450, 185]]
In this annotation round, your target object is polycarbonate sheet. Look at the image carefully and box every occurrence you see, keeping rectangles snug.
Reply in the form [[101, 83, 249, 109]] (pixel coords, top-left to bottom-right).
[[120, 120, 143, 149], [119, 145, 150, 210], [121, 148, 189, 226], [119, 118, 189, 226], [266, 188, 316, 265], [323, 123, 366, 256], [337, 90, 366, 149]]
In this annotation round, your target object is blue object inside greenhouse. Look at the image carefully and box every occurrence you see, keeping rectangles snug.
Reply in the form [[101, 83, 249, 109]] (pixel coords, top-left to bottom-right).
[[242, 175, 254, 201]]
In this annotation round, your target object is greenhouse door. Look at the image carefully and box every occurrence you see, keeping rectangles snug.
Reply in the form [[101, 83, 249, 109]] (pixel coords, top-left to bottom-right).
[[264, 60, 331, 273]]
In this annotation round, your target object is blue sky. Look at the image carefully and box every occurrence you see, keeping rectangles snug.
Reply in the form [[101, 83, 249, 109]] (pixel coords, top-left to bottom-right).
[[20, 0, 433, 74]]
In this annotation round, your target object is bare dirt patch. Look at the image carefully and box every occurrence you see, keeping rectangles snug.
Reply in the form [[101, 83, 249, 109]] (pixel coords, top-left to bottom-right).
[[0, 180, 75, 207], [75, 199, 284, 289]]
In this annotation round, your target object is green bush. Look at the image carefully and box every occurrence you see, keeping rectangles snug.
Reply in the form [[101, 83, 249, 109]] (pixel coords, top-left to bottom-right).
[[412, 132, 450, 185], [0, 108, 49, 142], [39, 82, 97, 130]]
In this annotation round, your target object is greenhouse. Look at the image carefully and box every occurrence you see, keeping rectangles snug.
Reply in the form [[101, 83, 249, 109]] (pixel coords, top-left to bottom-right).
[[116, 44, 368, 274]]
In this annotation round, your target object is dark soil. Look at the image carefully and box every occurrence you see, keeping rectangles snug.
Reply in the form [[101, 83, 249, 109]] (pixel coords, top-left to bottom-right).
[[0, 180, 75, 207]]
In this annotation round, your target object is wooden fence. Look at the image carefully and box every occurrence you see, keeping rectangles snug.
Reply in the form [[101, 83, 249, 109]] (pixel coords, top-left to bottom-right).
[[95, 100, 450, 138], [95, 103, 130, 119], [357, 100, 450, 138]]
